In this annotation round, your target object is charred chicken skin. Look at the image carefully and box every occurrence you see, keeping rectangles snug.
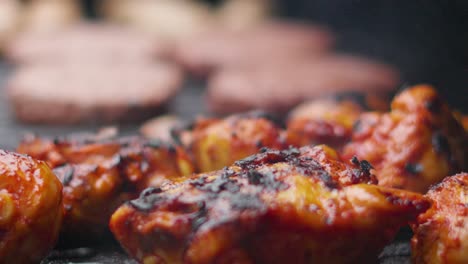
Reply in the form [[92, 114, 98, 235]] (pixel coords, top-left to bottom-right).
[[176, 111, 287, 172], [110, 145, 430, 264], [0, 150, 63, 263], [17, 132, 195, 240], [412, 173, 468, 264], [343, 85, 468, 193]]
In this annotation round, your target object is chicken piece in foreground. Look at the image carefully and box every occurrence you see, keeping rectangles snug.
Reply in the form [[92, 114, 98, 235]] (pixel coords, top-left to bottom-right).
[[0, 150, 63, 263], [343, 85, 468, 193], [17, 131, 195, 240], [286, 99, 363, 149], [412, 173, 468, 264], [177, 111, 286, 172], [111, 145, 429, 264]]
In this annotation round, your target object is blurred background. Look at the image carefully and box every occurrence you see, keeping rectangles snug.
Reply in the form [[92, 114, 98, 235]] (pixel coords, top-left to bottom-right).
[[0, 0, 466, 149]]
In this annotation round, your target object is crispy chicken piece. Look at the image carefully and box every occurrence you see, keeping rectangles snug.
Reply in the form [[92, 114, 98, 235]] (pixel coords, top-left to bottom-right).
[[412, 173, 468, 264], [0, 150, 63, 263], [110, 145, 430, 264], [342, 85, 468, 193], [18, 130, 195, 189], [16, 127, 122, 168], [177, 111, 286, 172], [285, 92, 392, 150], [286, 99, 363, 149], [52, 162, 132, 240], [17, 131, 195, 240]]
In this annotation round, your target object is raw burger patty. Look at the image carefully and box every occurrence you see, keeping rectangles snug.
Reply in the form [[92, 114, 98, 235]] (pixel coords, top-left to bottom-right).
[[5, 23, 170, 64], [8, 63, 183, 124], [206, 54, 399, 114], [173, 21, 334, 76]]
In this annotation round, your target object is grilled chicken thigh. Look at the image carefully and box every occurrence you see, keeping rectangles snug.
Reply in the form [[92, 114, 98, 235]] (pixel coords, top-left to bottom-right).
[[110, 145, 430, 264], [343, 85, 468, 193], [17, 132, 194, 240]]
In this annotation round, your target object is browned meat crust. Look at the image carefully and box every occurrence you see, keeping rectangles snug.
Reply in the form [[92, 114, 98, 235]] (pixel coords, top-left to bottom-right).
[[343, 85, 468, 193], [411, 173, 468, 264], [110, 145, 429, 264]]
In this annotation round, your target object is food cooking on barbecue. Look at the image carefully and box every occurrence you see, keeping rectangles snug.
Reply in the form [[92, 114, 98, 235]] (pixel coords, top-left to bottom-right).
[[0, 150, 63, 263], [285, 92, 393, 150], [110, 145, 430, 264], [206, 55, 399, 114], [7, 62, 183, 124], [5, 23, 170, 64], [183, 111, 287, 172], [17, 131, 195, 241], [17, 128, 123, 168], [173, 21, 334, 77], [53, 162, 134, 241], [285, 98, 363, 150], [343, 85, 468, 193], [411, 173, 468, 264]]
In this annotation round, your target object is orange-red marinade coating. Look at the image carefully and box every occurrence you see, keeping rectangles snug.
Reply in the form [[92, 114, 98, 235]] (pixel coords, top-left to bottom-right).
[[184, 111, 287, 172], [343, 85, 468, 193], [412, 173, 468, 264], [110, 145, 429, 264], [286, 99, 363, 150], [0, 150, 63, 263], [17, 133, 195, 241]]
